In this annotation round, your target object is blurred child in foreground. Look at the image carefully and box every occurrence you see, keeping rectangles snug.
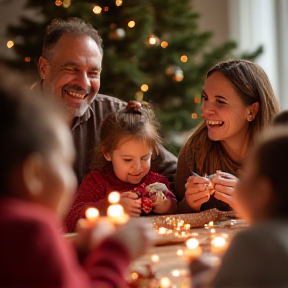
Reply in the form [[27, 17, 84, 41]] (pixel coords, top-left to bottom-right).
[[0, 70, 152, 288], [210, 127, 288, 287], [65, 101, 177, 233]]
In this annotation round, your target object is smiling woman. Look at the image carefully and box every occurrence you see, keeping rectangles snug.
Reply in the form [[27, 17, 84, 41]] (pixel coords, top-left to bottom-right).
[[176, 59, 279, 213]]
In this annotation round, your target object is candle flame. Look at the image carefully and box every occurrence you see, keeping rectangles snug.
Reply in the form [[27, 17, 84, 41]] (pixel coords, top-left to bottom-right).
[[186, 238, 199, 249], [108, 191, 120, 204], [85, 207, 99, 222], [212, 236, 226, 247]]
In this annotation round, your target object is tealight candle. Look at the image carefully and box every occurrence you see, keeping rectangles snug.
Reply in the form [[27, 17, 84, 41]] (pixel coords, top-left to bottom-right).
[[150, 254, 160, 263], [185, 238, 202, 260], [183, 223, 191, 230], [208, 221, 214, 227], [107, 204, 129, 225], [211, 236, 228, 254], [171, 270, 180, 277], [85, 207, 99, 225], [158, 227, 167, 234], [108, 191, 120, 204], [159, 277, 172, 288]]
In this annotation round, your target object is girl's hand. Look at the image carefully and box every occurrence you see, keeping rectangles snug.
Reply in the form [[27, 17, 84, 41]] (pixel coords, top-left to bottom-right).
[[212, 171, 238, 209], [120, 191, 142, 217], [154, 198, 177, 214], [185, 174, 211, 211]]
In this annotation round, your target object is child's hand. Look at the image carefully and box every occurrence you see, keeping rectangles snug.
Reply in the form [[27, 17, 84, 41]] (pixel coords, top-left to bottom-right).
[[74, 217, 116, 258], [107, 218, 154, 260], [154, 198, 177, 214], [120, 191, 142, 217]]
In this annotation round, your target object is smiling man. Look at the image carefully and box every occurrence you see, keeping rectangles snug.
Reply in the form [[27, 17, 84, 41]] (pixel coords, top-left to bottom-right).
[[36, 18, 177, 185]]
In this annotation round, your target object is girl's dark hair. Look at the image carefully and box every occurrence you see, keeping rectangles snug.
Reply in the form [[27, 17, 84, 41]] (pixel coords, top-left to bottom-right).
[[90, 101, 162, 170], [0, 68, 66, 192], [251, 128, 288, 217], [43, 17, 103, 61]]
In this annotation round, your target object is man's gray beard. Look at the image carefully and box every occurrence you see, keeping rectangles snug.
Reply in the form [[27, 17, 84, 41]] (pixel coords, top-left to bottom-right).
[[61, 101, 87, 119]]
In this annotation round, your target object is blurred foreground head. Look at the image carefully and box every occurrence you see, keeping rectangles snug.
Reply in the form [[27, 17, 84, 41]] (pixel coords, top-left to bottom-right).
[[0, 67, 77, 217], [236, 127, 288, 223]]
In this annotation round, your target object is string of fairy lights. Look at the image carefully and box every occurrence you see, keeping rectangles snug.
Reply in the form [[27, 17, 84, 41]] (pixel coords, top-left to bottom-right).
[[6, 0, 201, 120]]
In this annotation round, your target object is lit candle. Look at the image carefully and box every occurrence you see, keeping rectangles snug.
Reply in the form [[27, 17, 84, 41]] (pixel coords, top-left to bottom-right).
[[211, 236, 228, 254], [150, 254, 160, 263], [171, 270, 180, 277], [107, 204, 129, 225], [184, 223, 191, 230], [159, 277, 172, 288], [185, 238, 202, 260], [176, 249, 184, 256], [158, 227, 167, 234], [108, 191, 120, 204], [85, 207, 99, 225]]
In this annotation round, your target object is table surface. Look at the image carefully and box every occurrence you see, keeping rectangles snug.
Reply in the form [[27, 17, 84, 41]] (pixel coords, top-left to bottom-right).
[[127, 219, 247, 288]]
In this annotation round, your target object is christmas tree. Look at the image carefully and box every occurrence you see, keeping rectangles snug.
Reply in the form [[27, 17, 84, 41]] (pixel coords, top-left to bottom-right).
[[2, 0, 262, 155]]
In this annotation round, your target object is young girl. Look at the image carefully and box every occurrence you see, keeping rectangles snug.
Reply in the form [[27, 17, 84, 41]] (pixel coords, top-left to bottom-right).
[[0, 72, 152, 288], [65, 101, 177, 232], [210, 127, 288, 287]]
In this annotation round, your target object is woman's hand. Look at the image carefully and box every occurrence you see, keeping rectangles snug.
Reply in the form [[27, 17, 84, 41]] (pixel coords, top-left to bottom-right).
[[212, 171, 238, 209], [185, 174, 211, 211], [120, 191, 142, 217]]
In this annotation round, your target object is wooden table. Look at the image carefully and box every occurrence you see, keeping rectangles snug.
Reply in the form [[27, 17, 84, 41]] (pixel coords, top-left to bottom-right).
[[127, 218, 247, 288]]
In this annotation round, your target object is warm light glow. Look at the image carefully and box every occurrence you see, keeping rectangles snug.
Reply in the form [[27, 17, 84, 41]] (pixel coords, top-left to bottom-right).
[[174, 72, 184, 82], [171, 270, 180, 277], [191, 113, 198, 119], [55, 0, 62, 6], [108, 191, 121, 204], [180, 55, 188, 62], [194, 96, 201, 104], [107, 204, 124, 218], [151, 254, 160, 263], [104, 6, 109, 11], [161, 41, 168, 48], [24, 57, 31, 62], [107, 204, 129, 225], [177, 249, 184, 256], [211, 237, 226, 247], [184, 223, 191, 230], [131, 272, 138, 280], [85, 207, 99, 223], [211, 228, 216, 233], [128, 21, 136, 28], [115, 0, 123, 6], [140, 84, 149, 92], [158, 227, 167, 234], [63, 0, 71, 8], [208, 221, 214, 227], [186, 238, 199, 249], [148, 35, 157, 45], [159, 277, 172, 288], [7, 41, 14, 48], [93, 5, 102, 14]]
